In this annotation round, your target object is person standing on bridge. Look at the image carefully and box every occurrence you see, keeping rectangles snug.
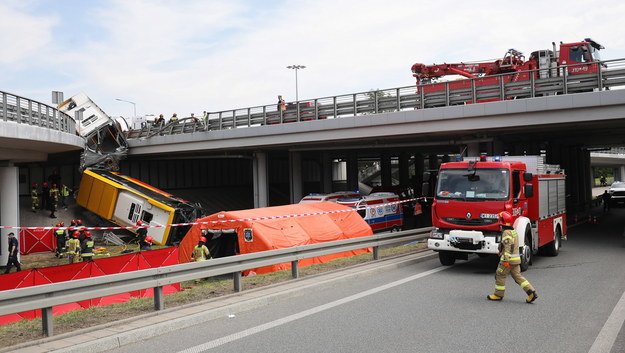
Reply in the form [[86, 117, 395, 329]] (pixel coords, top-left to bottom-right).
[[169, 113, 178, 123], [487, 211, 537, 303]]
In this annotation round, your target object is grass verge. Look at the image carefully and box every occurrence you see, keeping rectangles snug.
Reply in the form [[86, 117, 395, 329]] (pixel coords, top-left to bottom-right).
[[0, 242, 426, 349]]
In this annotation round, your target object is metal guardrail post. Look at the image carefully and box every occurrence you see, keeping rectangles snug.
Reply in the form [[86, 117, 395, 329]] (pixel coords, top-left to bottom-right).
[[333, 96, 337, 118], [314, 99, 319, 119], [374, 90, 379, 113], [154, 286, 164, 310], [396, 88, 401, 111], [530, 71, 535, 98], [420, 86, 425, 109], [263, 105, 267, 125], [291, 260, 299, 278], [471, 79, 476, 103], [247, 108, 251, 127], [42, 307, 53, 337], [499, 76, 505, 100], [563, 69, 568, 95], [598, 64, 604, 91], [445, 82, 450, 106], [353, 94, 357, 116], [1, 93, 5, 121], [233, 272, 242, 292], [373, 246, 379, 260]]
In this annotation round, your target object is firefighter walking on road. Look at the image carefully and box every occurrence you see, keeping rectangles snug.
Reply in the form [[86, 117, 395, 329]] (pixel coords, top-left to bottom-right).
[[487, 212, 538, 303]]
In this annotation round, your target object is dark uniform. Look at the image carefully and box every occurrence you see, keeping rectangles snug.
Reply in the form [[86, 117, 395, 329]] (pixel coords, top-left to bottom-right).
[[4, 233, 21, 273], [81, 233, 95, 262], [54, 226, 67, 258]]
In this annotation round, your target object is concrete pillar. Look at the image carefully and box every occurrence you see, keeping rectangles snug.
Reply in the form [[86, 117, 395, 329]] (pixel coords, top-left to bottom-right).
[[346, 152, 359, 191], [253, 151, 268, 208], [0, 165, 20, 266], [381, 152, 392, 188], [618, 166, 625, 182], [466, 142, 480, 157], [289, 151, 303, 204], [322, 152, 332, 193], [399, 152, 410, 187]]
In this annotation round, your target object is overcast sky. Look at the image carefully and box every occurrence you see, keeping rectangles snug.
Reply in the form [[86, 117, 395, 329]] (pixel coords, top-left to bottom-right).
[[2, 0, 624, 119]]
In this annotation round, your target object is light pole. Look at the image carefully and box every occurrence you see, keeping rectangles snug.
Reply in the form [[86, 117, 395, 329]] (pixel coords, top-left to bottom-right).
[[286, 65, 306, 102], [115, 98, 137, 117]]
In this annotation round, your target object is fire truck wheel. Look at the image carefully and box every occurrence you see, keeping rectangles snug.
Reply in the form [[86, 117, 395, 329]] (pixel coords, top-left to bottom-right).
[[543, 227, 561, 257], [520, 229, 532, 272], [439, 251, 456, 266]]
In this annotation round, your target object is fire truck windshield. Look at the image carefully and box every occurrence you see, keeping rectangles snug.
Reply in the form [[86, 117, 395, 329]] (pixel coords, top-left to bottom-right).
[[436, 168, 509, 201]]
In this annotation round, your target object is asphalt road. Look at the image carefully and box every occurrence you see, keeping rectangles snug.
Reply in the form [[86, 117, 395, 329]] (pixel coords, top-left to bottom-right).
[[108, 207, 625, 353]]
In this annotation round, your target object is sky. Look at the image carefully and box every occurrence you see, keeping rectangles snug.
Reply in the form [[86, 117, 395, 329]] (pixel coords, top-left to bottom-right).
[[2, 0, 625, 120]]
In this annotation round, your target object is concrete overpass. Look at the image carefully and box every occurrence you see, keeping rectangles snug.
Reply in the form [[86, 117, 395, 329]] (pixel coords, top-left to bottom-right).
[[0, 90, 84, 265]]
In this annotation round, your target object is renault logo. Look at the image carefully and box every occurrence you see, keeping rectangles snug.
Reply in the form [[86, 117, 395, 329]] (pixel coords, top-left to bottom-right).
[[466, 212, 472, 219]]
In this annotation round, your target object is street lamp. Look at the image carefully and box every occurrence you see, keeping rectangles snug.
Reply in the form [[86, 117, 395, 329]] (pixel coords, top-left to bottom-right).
[[286, 65, 306, 102], [115, 98, 137, 117]]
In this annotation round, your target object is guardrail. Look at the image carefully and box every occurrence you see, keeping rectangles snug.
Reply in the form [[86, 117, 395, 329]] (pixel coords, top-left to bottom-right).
[[0, 90, 75, 134], [0, 227, 432, 337], [127, 58, 625, 139]]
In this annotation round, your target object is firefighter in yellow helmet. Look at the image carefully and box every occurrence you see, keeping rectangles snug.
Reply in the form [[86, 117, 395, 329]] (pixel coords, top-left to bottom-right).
[[487, 211, 537, 303]]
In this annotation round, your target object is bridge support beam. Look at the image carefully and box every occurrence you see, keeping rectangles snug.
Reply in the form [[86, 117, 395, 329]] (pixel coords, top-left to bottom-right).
[[253, 151, 268, 208], [0, 164, 19, 267], [289, 151, 303, 203], [381, 152, 392, 188]]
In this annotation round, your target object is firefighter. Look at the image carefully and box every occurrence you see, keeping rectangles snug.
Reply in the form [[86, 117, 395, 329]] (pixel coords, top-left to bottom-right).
[[169, 113, 178, 123], [49, 184, 60, 218], [30, 183, 39, 212], [76, 219, 85, 241], [54, 222, 67, 258], [60, 184, 72, 209], [139, 236, 153, 251], [67, 231, 82, 264], [81, 231, 95, 262], [191, 236, 210, 262], [487, 211, 537, 303], [41, 182, 50, 211]]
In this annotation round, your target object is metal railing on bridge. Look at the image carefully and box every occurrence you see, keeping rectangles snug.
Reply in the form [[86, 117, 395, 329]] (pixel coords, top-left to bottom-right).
[[0, 90, 75, 134], [0, 227, 431, 337], [127, 58, 625, 139]]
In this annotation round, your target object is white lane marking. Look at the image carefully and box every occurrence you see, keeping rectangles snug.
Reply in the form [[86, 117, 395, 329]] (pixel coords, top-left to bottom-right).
[[177, 266, 448, 353], [588, 289, 625, 353]]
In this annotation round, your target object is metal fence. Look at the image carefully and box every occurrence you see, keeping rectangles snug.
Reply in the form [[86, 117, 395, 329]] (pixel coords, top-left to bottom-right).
[[0, 90, 75, 134], [0, 227, 432, 337], [127, 58, 625, 139]]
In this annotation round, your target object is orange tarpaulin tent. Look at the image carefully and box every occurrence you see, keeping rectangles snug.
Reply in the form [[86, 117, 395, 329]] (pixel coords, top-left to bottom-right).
[[178, 202, 373, 274]]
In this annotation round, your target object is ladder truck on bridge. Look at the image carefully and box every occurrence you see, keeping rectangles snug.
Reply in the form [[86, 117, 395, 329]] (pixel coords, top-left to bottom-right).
[[423, 155, 566, 271], [411, 38, 605, 104]]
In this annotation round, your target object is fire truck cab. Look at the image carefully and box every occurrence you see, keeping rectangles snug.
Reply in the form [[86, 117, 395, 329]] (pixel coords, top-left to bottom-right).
[[425, 155, 566, 271]]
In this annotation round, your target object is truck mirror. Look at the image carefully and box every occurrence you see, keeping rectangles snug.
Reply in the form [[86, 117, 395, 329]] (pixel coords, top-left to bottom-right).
[[423, 172, 431, 182], [524, 184, 534, 198], [422, 182, 430, 197], [523, 173, 533, 182]]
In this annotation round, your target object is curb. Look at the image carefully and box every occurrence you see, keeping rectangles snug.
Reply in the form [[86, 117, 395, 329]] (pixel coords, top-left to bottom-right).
[[11, 250, 437, 353]]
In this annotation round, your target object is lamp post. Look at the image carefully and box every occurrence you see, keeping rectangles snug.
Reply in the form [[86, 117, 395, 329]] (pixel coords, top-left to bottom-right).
[[115, 98, 137, 117], [286, 65, 306, 102]]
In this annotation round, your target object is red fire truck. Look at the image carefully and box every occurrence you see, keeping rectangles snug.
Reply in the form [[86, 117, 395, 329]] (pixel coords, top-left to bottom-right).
[[425, 155, 566, 271], [411, 38, 605, 104]]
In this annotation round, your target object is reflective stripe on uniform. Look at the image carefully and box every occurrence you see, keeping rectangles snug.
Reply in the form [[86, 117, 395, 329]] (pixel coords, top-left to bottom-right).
[[509, 256, 521, 261], [520, 280, 530, 288], [502, 236, 512, 241], [495, 285, 506, 291]]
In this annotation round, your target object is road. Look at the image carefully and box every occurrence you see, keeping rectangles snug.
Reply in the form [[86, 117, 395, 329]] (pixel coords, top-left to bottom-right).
[[107, 207, 625, 353]]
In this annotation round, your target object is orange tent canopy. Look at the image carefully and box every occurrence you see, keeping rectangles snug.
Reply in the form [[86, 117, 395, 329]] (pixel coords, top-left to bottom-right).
[[178, 202, 373, 274]]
